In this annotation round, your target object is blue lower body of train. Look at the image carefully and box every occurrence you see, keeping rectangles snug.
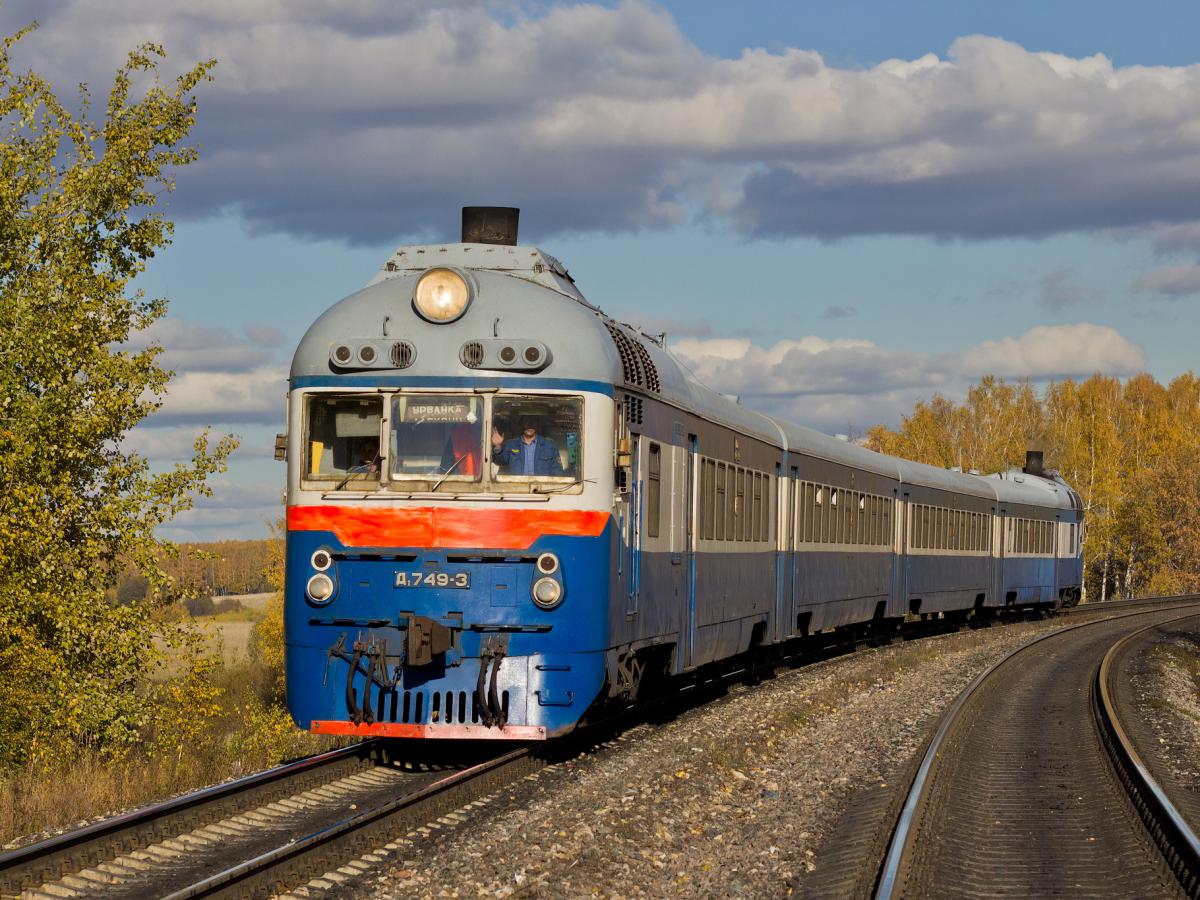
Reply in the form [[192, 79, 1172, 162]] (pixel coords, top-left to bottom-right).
[[284, 510, 613, 739]]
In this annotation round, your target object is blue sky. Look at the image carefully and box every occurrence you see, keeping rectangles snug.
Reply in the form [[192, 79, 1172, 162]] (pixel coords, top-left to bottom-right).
[[3, 1, 1198, 540]]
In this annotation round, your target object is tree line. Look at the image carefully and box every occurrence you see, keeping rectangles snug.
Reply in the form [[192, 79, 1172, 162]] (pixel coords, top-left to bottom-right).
[[866, 373, 1200, 603], [115, 539, 276, 604]]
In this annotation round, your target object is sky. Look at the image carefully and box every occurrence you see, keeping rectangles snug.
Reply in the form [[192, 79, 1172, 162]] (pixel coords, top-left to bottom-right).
[[2, 0, 1199, 541]]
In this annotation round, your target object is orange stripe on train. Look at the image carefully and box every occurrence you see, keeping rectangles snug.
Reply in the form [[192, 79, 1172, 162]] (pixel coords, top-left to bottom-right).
[[287, 505, 609, 549]]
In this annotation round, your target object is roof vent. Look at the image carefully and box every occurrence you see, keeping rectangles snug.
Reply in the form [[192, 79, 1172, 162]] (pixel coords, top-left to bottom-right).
[[390, 341, 416, 368], [604, 322, 660, 393], [462, 207, 519, 245]]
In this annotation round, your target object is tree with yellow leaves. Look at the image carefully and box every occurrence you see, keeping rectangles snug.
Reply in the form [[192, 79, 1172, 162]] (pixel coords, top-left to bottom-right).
[[0, 24, 234, 768], [868, 372, 1200, 603]]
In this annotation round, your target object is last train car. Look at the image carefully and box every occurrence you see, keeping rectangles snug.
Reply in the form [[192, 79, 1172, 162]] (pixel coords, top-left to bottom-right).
[[282, 206, 1083, 742]]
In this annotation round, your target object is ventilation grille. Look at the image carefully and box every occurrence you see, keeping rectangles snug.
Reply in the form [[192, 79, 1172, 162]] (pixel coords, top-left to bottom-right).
[[460, 341, 484, 368], [625, 396, 644, 425], [390, 341, 416, 368], [377, 689, 510, 725], [605, 323, 660, 392]]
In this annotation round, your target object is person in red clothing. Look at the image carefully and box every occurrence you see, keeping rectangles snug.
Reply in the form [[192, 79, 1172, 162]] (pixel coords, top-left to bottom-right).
[[439, 422, 484, 477]]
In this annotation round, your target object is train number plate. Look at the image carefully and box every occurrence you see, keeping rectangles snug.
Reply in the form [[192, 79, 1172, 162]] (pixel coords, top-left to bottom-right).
[[394, 571, 471, 589]]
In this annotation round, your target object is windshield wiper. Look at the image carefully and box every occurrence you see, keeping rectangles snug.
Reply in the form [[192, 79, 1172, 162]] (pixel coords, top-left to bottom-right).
[[333, 455, 381, 491], [431, 454, 466, 493], [531, 480, 581, 494]]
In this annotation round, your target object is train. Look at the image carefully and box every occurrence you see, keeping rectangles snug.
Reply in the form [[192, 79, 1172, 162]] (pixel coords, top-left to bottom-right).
[[280, 207, 1083, 741]]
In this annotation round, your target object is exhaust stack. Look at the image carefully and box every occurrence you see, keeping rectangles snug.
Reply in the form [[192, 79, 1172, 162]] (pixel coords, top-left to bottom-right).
[[1023, 450, 1044, 477], [462, 207, 519, 245]]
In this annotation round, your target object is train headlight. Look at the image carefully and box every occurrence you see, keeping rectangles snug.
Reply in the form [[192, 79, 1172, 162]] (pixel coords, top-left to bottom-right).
[[307, 573, 335, 603], [536, 552, 559, 575], [413, 268, 471, 323], [311, 549, 332, 571], [531, 577, 563, 610]]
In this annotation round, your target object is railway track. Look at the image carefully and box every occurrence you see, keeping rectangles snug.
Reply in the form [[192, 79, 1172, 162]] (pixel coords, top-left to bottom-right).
[[0, 742, 538, 899], [3, 595, 1193, 899], [1097, 615, 1200, 896], [874, 600, 1200, 899]]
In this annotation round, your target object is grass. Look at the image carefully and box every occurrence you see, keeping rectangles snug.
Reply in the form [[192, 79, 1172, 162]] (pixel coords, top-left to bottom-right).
[[0, 653, 339, 848]]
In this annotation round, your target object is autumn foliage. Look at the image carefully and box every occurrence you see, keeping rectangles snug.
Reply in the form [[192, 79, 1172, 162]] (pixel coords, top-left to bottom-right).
[[0, 25, 234, 769], [866, 373, 1200, 602]]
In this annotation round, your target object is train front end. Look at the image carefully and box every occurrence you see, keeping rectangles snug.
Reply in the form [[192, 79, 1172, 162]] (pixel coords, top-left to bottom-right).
[[282, 215, 616, 740]]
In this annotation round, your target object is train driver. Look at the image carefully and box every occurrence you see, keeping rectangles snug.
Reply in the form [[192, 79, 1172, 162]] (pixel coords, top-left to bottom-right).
[[492, 416, 564, 476]]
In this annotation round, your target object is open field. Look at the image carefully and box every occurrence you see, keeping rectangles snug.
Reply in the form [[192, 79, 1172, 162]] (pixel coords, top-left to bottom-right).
[[197, 592, 275, 662]]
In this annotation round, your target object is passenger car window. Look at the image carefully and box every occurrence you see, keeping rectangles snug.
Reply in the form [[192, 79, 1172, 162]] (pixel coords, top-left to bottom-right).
[[305, 395, 382, 484]]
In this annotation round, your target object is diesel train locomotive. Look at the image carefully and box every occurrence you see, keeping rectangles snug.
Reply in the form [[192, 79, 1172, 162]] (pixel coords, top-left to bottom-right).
[[281, 207, 1083, 741]]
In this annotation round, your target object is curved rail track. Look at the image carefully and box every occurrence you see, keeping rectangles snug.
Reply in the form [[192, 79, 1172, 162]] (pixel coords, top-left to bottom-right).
[[1097, 615, 1200, 897], [3, 596, 1195, 899], [875, 600, 1200, 899]]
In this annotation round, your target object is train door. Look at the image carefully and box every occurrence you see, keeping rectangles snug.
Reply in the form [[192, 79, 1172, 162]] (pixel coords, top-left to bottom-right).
[[624, 436, 642, 618], [899, 491, 911, 610], [774, 464, 795, 644], [1051, 517, 1060, 604], [683, 433, 698, 669], [994, 509, 1007, 606]]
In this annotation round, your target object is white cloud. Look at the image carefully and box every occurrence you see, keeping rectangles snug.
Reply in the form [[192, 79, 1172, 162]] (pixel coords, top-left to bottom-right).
[[1131, 264, 1200, 298], [6, 3, 1200, 241], [158, 479, 283, 542], [129, 318, 281, 372], [670, 322, 1145, 431], [119, 317, 290, 425], [154, 364, 287, 425], [123, 425, 215, 461]]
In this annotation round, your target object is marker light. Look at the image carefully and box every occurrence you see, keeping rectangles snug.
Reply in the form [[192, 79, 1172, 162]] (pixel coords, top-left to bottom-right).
[[311, 549, 332, 571], [531, 577, 564, 610], [307, 573, 335, 603], [536, 552, 559, 575], [413, 268, 471, 323]]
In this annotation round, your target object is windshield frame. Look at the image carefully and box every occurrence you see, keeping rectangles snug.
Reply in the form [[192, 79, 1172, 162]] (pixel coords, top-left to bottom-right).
[[490, 392, 584, 487], [297, 388, 585, 495], [299, 391, 385, 488]]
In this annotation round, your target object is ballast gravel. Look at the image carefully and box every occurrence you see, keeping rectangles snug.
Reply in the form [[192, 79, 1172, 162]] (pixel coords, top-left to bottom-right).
[[362, 606, 1171, 899], [1134, 623, 1200, 800]]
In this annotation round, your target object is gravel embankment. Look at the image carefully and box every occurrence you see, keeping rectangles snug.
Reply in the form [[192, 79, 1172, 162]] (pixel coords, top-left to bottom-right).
[[362, 613, 1117, 899], [1133, 624, 1200, 796]]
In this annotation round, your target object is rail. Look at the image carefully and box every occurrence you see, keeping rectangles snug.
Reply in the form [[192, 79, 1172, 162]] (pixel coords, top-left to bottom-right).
[[874, 600, 1200, 900], [1095, 616, 1200, 898], [0, 740, 380, 895]]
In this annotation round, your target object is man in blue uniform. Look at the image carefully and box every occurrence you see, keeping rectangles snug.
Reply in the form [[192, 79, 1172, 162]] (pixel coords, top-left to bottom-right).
[[492, 417, 564, 475]]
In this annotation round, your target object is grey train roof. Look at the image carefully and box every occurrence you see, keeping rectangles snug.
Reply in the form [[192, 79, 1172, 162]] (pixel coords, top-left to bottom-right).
[[292, 241, 1069, 507]]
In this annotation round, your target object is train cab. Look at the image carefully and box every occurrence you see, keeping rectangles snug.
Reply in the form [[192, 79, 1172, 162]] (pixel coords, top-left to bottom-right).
[[282, 209, 622, 739]]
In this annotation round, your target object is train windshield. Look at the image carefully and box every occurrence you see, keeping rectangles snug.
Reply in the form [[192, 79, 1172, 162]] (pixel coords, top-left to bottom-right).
[[304, 395, 383, 482], [390, 394, 484, 481], [491, 394, 582, 484]]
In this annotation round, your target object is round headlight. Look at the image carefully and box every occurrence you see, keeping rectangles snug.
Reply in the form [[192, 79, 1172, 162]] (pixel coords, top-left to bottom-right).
[[413, 268, 471, 323], [311, 549, 332, 571], [307, 573, 335, 603], [531, 576, 563, 610], [536, 552, 559, 575]]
